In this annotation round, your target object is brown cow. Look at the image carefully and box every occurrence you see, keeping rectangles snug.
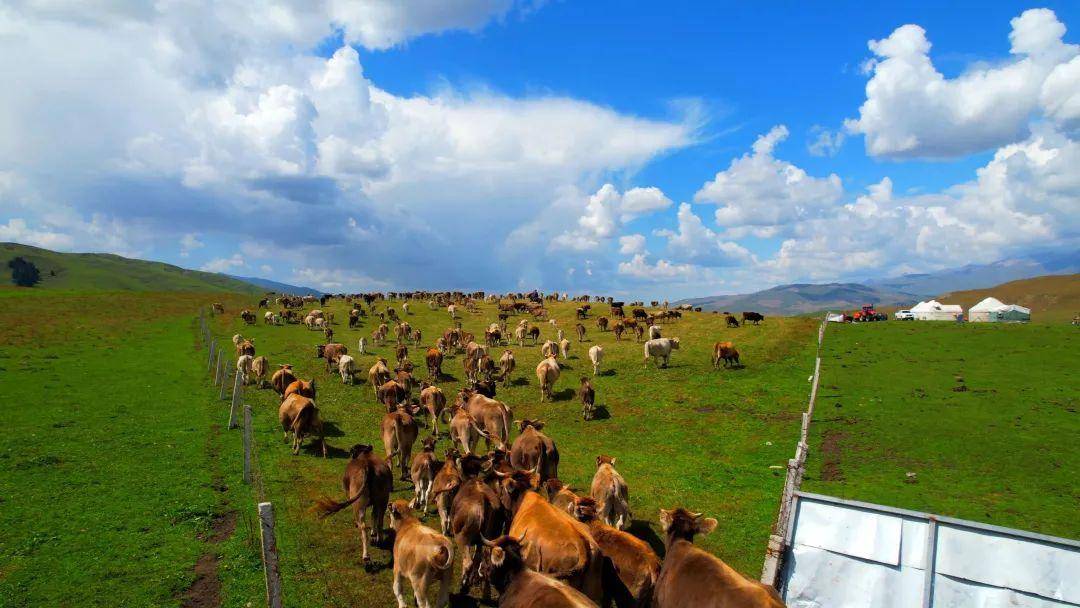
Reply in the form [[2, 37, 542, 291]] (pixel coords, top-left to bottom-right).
[[396, 342, 409, 366], [369, 357, 392, 400], [590, 455, 630, 530], [462, 391, 513, 451], [543, 478, 579, 513], [282, 378, 316, 402], [312, 444, 393, 562], [712, 341, 740, 369], [613, 322, 624, 341], [510, 420, 560, 481], [655, 508, 785, 608], [271, 364, 296, 399], [575, 323, 587, 342], [596, 316, 609, 332], [382, 402, 421, 481], [450, 454, 507, 596], [536, 355, 560, 402], [425, 347, 443, 382], [527, 325, 540, 344], [571, 497, 660, 608], [387, 499, 454, 608], [499, 349, 516, 387], [318, 343, 348, 372], [483, 534, 598, 608], [579, 377, 596, 421], [419, 383, 447, 435], [409, 436, 440, 515], [278, 394, 326, 457], [498, 469, 604, 602], [431, 449, 462, 536]]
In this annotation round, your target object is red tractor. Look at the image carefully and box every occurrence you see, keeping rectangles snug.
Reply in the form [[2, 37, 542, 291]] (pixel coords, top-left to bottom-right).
[[852, 305, 887, 322]]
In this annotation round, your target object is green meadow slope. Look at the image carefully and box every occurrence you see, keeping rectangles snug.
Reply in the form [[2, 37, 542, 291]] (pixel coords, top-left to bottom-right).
[[0, 242, 262, 294]]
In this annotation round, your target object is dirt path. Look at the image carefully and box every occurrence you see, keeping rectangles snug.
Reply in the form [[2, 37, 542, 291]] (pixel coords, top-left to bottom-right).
[[180, 423, 238, 608]]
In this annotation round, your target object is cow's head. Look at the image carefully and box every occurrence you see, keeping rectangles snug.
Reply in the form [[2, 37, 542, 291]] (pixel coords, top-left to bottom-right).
[[659, 508, 718, 544], [517, 419, 544, 433], [482, 533, 529, 590], [670, 337, 681, 349], [571, 496, 599, 522], [315, 344, 325, 358], [386, 499, 414, 530], [596, 455, 615, 468], [349, 444, 374, 459]]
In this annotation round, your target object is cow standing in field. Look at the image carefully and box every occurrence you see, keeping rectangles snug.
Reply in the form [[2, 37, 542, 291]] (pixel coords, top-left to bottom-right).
[[655, 508, 785, 608], [357, 337, 367, 355], [450, 454, 506, 597], [613, 322, 624, 341], [536, 355, 560, 402], [579, 377, 596, 421], [541, 340, 558, 359], [282, 378, 316, 402], [387, 500, 453, 608], [250, 355, 268, 388], [712, 342, 740, 369], [431, 449, 462, 536], [559, 338, 571, 360], [571, 497, 659, 608], [576, 323, 587, 342], [587, 345, 603, 376], [597, 316, 609, 332], [725, 315, 740, 328], [278, 394, 326, 457], [510, 420, 560, 481], [236, 354, 253, 382], [409, 437, 440, 516], [482, 535, 598, 608], [499, 349, 516, 387], [271, 364, 296, 400], [644, 337, 680, 369], [590, 455, 630, 530], [419, 383, 446, 435], [742, 311, 765, 325], [338, 354, 357, 384], [382, 402, 421, 481], [369, 358, 392, 400], [312, 444, 393, 563]]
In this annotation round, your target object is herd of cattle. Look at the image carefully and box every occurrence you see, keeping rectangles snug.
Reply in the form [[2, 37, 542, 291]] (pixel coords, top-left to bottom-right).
[[215, 292, 780, 608]]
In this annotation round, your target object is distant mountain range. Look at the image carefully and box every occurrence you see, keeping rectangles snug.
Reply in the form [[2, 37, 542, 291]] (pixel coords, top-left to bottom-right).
[[227, 275, 323, 296], [679, 251, 1078, 315]]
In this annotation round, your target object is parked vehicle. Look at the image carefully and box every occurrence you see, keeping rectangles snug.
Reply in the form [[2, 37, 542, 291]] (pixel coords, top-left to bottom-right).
[[895, 309, 915, 321]]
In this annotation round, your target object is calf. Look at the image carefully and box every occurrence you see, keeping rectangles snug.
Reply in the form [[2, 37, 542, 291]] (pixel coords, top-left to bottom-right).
[[483, 535, 598, 608], [571, 497, 660, 608], [250, 355, 269, 388], [579, 377, 596, 421], [278, 394, 326, 457], [499, 349, 516, 387], [431, 449, 462, 536], [655, 508, 785, 607], [712, 341, 740, 369], [510, 420, 560, 481], [338, 354, 357, 384], [409, 437, 440, 515], [388, 499, 453, 608], [588, 345, 603, 376], [312, 444, 393, 562], [590, 455, 630, 530], [382, 402, 421, 481]]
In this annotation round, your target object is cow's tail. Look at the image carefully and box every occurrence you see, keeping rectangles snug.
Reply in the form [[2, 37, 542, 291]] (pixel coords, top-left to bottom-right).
[[431, 541, 454, 570], [311, 488, 365, 518]]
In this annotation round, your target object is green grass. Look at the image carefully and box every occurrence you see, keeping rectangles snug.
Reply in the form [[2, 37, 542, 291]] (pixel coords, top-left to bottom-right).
[[0, 291, 264, 607], [222, 299, 817, 607], [0, 242, 262, 294], [803, 321, 1079, 538]]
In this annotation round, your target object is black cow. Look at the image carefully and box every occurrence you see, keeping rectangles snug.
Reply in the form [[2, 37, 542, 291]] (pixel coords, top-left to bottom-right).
[[742, 311, 765, 325]]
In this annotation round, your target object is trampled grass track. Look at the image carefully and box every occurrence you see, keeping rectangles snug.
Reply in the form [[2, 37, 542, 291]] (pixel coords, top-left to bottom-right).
[[219, 299, 818, 607]]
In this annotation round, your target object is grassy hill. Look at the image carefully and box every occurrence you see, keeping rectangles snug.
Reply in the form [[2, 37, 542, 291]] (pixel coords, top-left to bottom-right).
[[938, 273, 1080, 323], [0, 242, 262, 294]]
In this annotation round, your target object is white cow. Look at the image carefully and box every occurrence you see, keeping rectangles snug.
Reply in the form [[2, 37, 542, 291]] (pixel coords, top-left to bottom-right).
[[236, 354, 254, 380], [357, 337, 367, 355], [559, 338, 571, 360], [588, 345, 603, 376], [338, 354, 356, 384], [447, 304, 458, 319], [643, 337, 680, 368], [648, 324, 662, 340]]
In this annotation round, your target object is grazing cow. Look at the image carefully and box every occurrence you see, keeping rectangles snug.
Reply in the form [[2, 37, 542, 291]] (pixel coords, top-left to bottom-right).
[[527, 326, 541, 344], [655, 509, 785, 608], [541, 340, 557, 359], [263, 311, 275, 325], [357, 336, 367, 355], [510, 420, 560, 481], [571, 497, 660, 608], [462, 391, 513, 451], [369, 358, 392, 400], [382, 402, 421, 481], [241, 309, 256, 325], [725, 315, 740, 328], [742, 311, 765, 325], [338, 354, 357, 384], [419, 384, 447, 435], [450, 455, 506, 596], [409, 437, 440, 515], [613, 322, 625, 341], [596, 316, 609, 332], [425, 347, 444, 383], [319, 343, 348, 373], [378, 380, 408, 408], [449, 405, 485, 455], [282, 378, 316, 402], [575, 323, 586, 342], [536, 355, 560, 402], [587, 345, 603, 376], [278, 394, 326, 457], [590, 456, 630, 530], [579, 378, 596, 421], [250, 355, 268, 388], [648, 324, 662, 340], [387, 500, 453, 608], [271, 364, 296, 399], [499, 349, 516, 387], [498, 470, 604, 602], [212, 302, 225, 314], [712, 342, 740, 369], [559, 338, 571, 360], [312, 444, 393, 562], [236, 354, 253, 382], [631, 308, 647, 321], [643, 337, 680, 369], [515, 325, 528, 347], [483, 535, 598, 608], [431, 449, 462, 536]]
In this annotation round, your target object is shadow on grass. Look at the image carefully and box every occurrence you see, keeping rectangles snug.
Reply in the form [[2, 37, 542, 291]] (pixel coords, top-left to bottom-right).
[[599, 369, 617, 377], [590, 405, 612, 420], [321, 420, 347, 438], [552, 388, 576, 401], [510, 377, 530, 387]]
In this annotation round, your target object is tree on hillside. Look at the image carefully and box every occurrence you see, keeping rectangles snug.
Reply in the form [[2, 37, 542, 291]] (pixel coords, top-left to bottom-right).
[[8, 256, 41, 287]]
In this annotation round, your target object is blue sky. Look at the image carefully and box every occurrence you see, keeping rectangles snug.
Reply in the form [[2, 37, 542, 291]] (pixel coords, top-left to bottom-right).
[[1, 1, 1077, 297]]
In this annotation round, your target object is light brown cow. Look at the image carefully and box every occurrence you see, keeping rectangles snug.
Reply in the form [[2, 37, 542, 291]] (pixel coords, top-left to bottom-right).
[[655, 508, 786, 608], [536, 355, 560, 402], [613, 322, 625, 341], [483, 535, 598, 608], [282, 378, 316, 402], [278, 394, 326, 457], [712, 341, 740, 369], [462, 391, 512, 451], [419, 383, 447, 434], [498, 469, 603, 602], [575, 323, 587, 342], [431, 449, 462, 536], [382, 403, 421, 481], [369, 357, 392, 400], [590, 455, 630, 530], [499, 349, 516, 387], [409, 436, 440, 515], [318, 343, 348, 372], [559, 338, 571, 360], [596, 316, 609, 332], [450, 454, 506, 596], [510, 420, 560, 481], [388, 499, 453, 608], [271, 364, 296, 399], [425, 347, 443, 382], [250, 355, 269, 388], [312, 444, 393, 562], [543, 478, 579, 513], [540, 339, 557, 359], [448, 404, 485, 455], [571, 497, 660, 607]]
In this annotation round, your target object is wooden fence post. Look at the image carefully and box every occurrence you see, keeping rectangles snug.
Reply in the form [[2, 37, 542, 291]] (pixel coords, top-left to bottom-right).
[[243, 405, 252, 484], [214, 350, 224, 385], [258, 502, 283, 608], [229, 370, 243, 428], [219, 360, 231, 400], [207, 340, 216, 373]]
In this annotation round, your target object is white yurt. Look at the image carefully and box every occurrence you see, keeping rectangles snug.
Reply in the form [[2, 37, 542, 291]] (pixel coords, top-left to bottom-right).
[[996, 303, 1031, 322], [911, 300, 964, 321], [969, 297, 1006, 322]]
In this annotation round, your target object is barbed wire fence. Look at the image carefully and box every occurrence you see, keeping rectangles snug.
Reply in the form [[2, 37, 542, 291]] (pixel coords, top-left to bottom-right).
[[760, 312, 828, 587], [198, 308, 282, 608]]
